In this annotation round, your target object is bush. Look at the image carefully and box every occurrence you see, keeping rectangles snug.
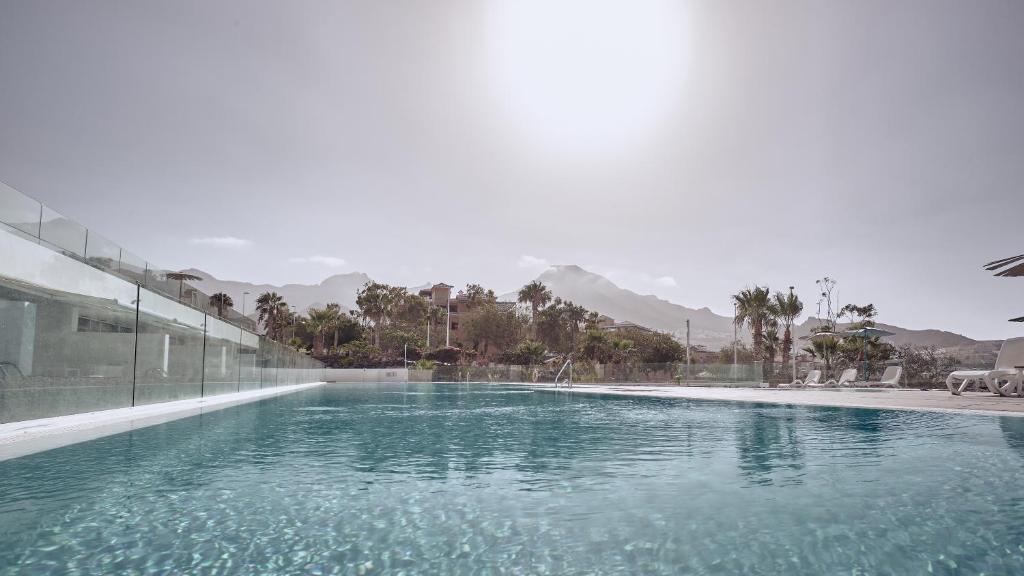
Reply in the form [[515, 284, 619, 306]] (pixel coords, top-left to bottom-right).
[[424, 346, 463, 365]]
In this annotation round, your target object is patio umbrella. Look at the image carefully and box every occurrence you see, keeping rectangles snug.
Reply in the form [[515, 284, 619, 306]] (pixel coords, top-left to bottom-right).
[[799, 331, 840, 341], [843, 327, 895, 380], [984, 254, 1024, 277]]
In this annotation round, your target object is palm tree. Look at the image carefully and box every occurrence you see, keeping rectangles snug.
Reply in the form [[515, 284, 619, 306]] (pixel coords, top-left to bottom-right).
[[610, 338, 634, 364], [209, 292, 233, 318], [517, 281, 553, 317], [355, 282, 407, 346], [803, 335, 839, 377], [463, 284, 496, 309], [305, 307, 336, 356], [324, 303, 343, 350], [255, 292, 289, 340], [165, 271, 202, 302], [564, 302, 589, 351], [774, 287, 804, 369], [733, 286, 773, 359], [517, 340, 547, 365]]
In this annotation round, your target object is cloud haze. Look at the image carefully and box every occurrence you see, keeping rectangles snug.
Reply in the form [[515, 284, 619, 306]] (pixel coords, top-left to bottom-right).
[[289, 255, 347, 268], [189, 236, 253, 248], [1, 0, 1022, 338]]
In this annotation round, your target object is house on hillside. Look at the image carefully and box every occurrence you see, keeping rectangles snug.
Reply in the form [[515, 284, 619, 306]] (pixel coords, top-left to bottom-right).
[[598, 318, 653, 333], [418, 283, 517, 351]]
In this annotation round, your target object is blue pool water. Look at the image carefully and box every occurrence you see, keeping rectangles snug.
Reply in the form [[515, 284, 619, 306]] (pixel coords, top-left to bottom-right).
[[2, 383, 1024, 574]]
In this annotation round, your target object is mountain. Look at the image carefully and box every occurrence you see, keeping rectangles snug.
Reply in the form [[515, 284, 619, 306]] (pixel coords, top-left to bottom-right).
[[791, 318, 979, 348], [502, 265, 738, 347], [190, 263, 995, 353], [503, 265, 996, 353], [182, 268, 371, 315]]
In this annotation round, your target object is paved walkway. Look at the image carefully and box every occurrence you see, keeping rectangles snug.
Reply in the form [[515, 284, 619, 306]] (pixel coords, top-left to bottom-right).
[[533, 385, 1024, 417], [0, 382, 324, 461]]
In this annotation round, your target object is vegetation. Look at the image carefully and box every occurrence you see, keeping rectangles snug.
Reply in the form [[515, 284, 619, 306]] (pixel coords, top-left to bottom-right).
[[209, 292, 233, 318], [166, 271, 202, 302], [774, 288, 803, 370], [243, 275, 944, 387], [732, 286, 773, 359], [517, 280, 552, 317]]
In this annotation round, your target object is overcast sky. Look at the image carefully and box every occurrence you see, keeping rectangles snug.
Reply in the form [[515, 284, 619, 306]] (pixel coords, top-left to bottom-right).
[[1, 0, 1022, 340]]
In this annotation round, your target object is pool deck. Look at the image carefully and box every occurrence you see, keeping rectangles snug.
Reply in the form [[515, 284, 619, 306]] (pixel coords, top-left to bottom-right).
[[0, 382, 325, 461], [531, 384, 1024, 417]]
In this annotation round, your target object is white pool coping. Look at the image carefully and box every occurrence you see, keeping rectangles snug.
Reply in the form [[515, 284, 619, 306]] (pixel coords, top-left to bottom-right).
[[0, 382, 325, 461]]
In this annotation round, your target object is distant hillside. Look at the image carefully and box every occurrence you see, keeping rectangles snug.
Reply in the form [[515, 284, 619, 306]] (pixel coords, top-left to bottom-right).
[[191, 263, 995, 353], [501, 265, 993, 351], [183, 268, 371, 314], [792, 318, 998, 364], [501, 265, 738, 348], [792, 318, 979, 348]]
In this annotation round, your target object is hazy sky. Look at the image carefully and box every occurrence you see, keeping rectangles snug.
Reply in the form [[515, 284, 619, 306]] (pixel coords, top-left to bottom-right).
[[1, 0, 1022, 340]]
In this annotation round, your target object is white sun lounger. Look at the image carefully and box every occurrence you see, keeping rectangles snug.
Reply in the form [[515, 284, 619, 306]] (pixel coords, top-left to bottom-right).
[[812, 368, 857, 388], [780, 369, 821, 389], [946, 337, 1024, 396], [861, 366, 902, 388]]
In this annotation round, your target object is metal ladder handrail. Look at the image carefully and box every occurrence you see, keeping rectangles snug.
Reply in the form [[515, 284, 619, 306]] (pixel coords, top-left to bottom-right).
[[554, 356, 573, 388]]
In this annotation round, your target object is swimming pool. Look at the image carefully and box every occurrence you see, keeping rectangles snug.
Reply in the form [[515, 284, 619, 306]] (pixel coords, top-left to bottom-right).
[[1, 383, 1023, 574]]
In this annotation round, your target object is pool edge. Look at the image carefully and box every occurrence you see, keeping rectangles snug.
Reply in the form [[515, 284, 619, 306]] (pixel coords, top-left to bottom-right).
[[526, 384, 1024, 418], [0, 382, 325, 461]]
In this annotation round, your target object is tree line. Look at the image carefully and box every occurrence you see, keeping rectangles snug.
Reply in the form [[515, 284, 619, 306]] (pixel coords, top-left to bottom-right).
[[243, 280, 684, 369]]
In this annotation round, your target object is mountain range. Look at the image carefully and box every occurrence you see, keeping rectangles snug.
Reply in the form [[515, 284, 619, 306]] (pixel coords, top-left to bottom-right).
[[185, 265, 999, 355]]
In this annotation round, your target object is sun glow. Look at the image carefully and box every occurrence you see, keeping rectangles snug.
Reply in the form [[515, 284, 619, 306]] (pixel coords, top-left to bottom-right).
[[485, 0, 686, 155]]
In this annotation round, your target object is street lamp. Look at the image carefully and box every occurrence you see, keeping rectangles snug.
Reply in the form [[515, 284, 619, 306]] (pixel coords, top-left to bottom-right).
[[733, 301, 738, 366], [242, 291, 250, 317], [789, 286, 797, 382]]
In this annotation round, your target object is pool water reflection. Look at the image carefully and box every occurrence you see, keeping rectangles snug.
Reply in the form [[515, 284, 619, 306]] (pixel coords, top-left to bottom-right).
[[1, 383, 1023, 575]]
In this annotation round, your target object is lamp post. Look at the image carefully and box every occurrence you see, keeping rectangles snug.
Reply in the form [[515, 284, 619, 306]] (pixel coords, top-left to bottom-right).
[[733, 302, 738, 366], [685, 318, 691, 385], [789, 286, 797, 382], [733, 301, 739, 382], [242, 291, 250, 317], [445, 298, 451, 347]]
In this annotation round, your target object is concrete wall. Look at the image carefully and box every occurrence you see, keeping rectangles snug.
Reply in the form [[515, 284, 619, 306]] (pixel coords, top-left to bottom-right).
[[408, 369, 434, 382], [324, 368, 409, 383]]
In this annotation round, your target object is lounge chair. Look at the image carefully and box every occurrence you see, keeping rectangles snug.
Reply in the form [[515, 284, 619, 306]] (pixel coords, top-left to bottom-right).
[[862, 366, 902, 388], [813, 368, 857, 388], [780, 369, 821, 389], [946, 337, 1024, 396]]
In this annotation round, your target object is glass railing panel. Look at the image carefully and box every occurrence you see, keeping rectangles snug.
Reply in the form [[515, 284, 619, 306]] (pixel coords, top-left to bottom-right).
[[39, 205, 87, 258], [118, 250, 147, 285], [134, 287, 206, 405], [0, 226, 136, 422], [238, 330, 261, 391], [0, 181, 42, 239], [258, 337, 275, 388], [83, 230, 121, 275], [203, 315, 241, 396]]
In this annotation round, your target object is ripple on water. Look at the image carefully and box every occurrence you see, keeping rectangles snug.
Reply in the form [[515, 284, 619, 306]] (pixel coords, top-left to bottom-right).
[[1, 383, 1023, 575]]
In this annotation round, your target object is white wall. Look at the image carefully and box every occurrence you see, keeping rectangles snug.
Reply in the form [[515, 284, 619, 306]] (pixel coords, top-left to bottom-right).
[[323, 368, 408, 383]]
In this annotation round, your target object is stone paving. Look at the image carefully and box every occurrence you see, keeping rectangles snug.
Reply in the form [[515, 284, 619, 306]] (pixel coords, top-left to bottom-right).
[[533, 384, 1024, 417]]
